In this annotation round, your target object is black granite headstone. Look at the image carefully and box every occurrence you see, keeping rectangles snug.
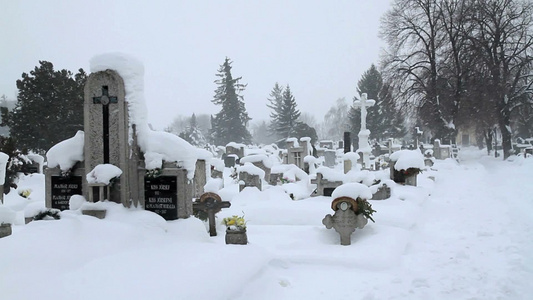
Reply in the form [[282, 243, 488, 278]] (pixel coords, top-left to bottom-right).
[[51, 176, 83, 210], [144, 176, 178, 220]]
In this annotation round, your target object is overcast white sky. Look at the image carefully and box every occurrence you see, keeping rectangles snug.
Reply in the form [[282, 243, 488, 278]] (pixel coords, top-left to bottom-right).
[[1, 0, 392, 130]]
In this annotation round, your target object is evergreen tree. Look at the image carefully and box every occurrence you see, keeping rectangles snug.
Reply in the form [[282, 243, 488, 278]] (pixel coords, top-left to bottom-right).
[[3, 61, 86, 153], [179, 113, 207, 147], [0, 135, 28, 194], [266, 83, 284, 139], [210, 58, 252, 145], [276, 85, 301, 138], [348, 65, 405, 143]]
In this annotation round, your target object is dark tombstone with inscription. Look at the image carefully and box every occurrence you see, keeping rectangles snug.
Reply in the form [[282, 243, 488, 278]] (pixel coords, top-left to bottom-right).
[[144, 176, 178, 220], [193, 192, 231, 236], [50, 175, 83, 210], [45, 162, 85, 211]]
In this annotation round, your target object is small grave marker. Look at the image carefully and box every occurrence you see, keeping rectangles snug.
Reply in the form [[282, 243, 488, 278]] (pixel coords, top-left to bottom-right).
[[193, 192, 231, 236], [322, 196, 368, 245]]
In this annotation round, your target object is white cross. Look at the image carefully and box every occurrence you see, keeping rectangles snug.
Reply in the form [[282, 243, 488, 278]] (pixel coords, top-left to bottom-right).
[[353, 93, 375, 131]]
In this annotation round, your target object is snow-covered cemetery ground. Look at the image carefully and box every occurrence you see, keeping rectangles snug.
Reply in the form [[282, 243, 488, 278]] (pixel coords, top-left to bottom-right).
[[1, 147, 532, 300]]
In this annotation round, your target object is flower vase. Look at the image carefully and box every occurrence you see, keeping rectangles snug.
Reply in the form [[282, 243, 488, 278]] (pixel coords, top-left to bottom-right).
[[225, 228, 248, 245]]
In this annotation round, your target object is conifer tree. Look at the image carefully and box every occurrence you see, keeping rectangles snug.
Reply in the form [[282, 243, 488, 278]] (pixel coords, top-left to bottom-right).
[[266, 83, 284, 139], [3, 61, 86, 153], [179, 113, 207, 147], [348, 64, 405, 142], [210, 58, 252, 145], [277, 85, 301, 138]]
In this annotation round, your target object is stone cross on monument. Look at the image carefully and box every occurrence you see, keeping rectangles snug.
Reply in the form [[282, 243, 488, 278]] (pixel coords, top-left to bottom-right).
[[353, 93, 375, 169]]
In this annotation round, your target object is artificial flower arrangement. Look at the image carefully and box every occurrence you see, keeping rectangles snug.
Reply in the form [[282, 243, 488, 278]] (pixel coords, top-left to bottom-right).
[[145, 168, 162, 179], [18, 188, 32, 199], [279, 176, 295, 184], [222, 214, 247, 231]]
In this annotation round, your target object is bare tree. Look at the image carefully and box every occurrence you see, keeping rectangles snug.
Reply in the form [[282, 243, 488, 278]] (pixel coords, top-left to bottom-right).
[[381, 0, 454, 139], [465, 0, 533, 158]]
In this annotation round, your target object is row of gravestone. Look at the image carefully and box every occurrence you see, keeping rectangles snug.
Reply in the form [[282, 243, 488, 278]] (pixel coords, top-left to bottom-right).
[[190, 190, 374, 247]]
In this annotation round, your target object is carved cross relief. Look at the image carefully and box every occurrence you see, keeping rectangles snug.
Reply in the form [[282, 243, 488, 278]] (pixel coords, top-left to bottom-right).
[[92, 86, 118, 164]]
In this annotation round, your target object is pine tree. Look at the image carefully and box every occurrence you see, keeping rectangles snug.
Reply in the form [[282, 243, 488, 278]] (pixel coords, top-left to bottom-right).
[[266, 83, 284, 139], [210, 58, 252, 145], [4, 61, 86, 153], [348, 64, 405, 142], [179, 113, 207, 147], [276, 85, 301, 138]]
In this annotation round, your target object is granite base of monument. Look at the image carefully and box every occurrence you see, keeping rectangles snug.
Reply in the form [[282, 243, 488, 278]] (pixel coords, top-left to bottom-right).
[[82, 209, 107, 219]]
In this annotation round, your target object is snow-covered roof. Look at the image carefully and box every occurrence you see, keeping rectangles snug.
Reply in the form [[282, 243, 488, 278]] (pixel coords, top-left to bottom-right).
[[286, 137, 299, 147], [46, 131, 85, 171], [239, 154, 273, 168], [90, 53, 202, 180], [271, 164, 308, 182], [226, 142, 245, 149], [316, 166, 344, 182], [237, 163, 265, 178], [390, 150, 425, 170], [331, 182, 372, 200]]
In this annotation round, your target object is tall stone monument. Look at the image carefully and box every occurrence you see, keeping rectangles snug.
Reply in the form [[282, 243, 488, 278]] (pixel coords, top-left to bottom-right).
[[353, 93, 375, 169], [84, 69, 142, 206]]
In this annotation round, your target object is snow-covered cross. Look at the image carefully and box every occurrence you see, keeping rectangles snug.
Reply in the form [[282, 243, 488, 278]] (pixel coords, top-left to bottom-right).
[[353, 93, 375, 131], [353, 93, 375, 169]]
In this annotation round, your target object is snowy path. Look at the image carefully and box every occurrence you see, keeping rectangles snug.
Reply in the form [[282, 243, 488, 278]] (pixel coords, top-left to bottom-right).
[[234, 160, 533, 300]]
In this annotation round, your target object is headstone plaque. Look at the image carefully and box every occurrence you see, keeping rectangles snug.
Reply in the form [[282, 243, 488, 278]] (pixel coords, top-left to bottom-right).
[[144, 176, 178, 220], [51, 176, 83, 210]]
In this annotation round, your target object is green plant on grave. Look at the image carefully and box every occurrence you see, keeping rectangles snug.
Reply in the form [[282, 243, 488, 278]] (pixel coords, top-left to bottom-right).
[[355, 198, 377, 223], [33, 209, 61, 221], [193, 207, 209, 222], [145, 168, 162, 179]]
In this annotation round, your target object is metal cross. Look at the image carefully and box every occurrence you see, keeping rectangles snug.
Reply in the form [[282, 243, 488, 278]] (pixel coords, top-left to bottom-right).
[[193, 192, 231, 236]]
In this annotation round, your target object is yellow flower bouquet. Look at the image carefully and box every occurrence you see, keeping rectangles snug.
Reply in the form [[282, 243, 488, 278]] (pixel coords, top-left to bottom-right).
[[222, 214, 247, 231]]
